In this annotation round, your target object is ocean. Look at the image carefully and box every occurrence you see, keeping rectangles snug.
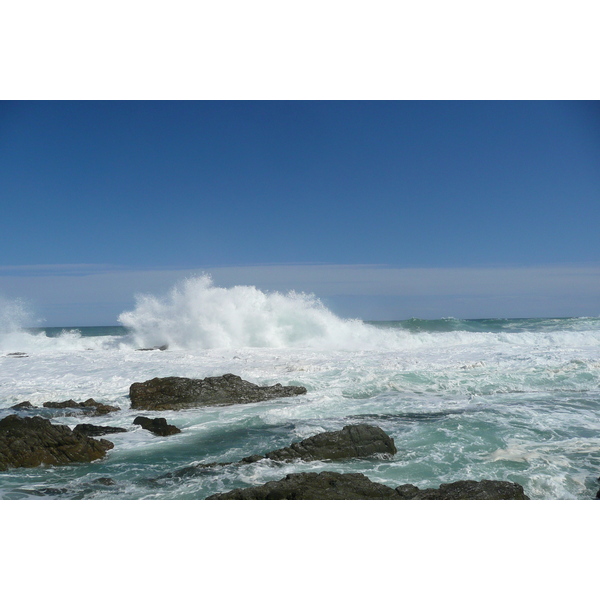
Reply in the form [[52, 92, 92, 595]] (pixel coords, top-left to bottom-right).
[[1, 276, 599, 500]]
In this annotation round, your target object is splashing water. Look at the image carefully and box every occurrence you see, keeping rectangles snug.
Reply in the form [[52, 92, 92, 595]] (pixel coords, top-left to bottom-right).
[[0, 296, 37, 334], [118, 275, 396, 350]]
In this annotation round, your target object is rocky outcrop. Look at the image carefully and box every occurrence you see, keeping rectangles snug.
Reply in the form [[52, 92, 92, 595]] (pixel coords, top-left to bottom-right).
[[207, 471, 401, 500], [129, 373, 307, 411], [73, 424, 128, 436], [0, 414, 114, 471], [207, 472, 530, 500], [133, 416, 181, 436], [263, 424, 396, 462], [43, 398, 120, 416], [394, 479, 530, 500]]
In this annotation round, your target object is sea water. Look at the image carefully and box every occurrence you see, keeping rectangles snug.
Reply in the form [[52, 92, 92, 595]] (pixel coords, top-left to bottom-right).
[[1, 276, 599, 500]]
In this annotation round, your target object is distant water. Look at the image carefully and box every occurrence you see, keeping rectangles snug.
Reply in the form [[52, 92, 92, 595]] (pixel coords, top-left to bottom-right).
[[1, 276, 599, 499]]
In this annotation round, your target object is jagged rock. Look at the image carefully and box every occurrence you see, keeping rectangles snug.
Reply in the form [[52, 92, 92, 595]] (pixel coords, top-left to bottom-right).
[[73, 424, 128, 436], [394, 479, 530, 500], [43, 398, 120, 416], [133, 416, 181, 436], [129, 373, 307, 411], [264, 424, 396, 462], [207, 471, 402, 500], [10, 401, 34, 410], [0, 414, 114, 471], [207, 472, 530, 500]]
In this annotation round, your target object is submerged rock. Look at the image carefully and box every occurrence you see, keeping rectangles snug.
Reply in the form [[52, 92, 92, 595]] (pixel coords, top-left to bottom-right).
[[43, 398, 120, 416], [0, 414, 114, 471], [133, 416, 181, 436], [207, 472, 530, 500], [129, 373, 307, 411], [73, 424, 128, 436], [92, 477, 117, 486]]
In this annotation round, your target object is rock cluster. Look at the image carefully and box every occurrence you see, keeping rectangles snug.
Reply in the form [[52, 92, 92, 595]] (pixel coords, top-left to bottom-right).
[[43, 398, 120, 416], [207, 471, 530, 500], [0, 414, 114, 471], [129, 373, 307, 411]]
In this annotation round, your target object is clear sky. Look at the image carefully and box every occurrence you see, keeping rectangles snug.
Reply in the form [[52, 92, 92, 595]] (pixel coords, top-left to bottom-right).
[[1, 100, 599, 325]]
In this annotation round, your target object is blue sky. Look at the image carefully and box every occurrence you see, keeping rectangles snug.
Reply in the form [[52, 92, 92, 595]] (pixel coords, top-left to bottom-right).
[[1, 100, 599, 325]]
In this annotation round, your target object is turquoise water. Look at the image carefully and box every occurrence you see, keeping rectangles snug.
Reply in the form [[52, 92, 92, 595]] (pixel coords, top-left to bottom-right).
[[2, 281, 600, 500]]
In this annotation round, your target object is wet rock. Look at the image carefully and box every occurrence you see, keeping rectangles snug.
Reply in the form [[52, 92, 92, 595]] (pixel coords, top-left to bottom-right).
[[10, 401, 34, 410], [207, 471, 401, 500], [20, 487, 69, 496], [0, 414, 114, 471], [129, 373, 307, 411], [43, 398, 120, 416], [136, 344, 168, 351], [93, 477, 116, 486], [133, 416, 181, 436], [263, 424, 396, 462], [73, 424, 128, 436], [394, 479, 530, 500], [207, 472, 530, 500]]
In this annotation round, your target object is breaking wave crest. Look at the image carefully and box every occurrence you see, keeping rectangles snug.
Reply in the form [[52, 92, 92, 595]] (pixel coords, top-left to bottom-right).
[[118, 275, 400, 350]]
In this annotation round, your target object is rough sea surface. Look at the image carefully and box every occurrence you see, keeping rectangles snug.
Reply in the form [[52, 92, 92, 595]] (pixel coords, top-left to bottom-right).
[[1, 277, 599, 499]]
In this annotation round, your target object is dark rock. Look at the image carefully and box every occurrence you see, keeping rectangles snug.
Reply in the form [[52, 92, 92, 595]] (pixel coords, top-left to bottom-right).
[[43, 400, 80, 409], [263, 424, 396, 462], [0, 414, 114, 471], [137, 344, 168, 351], [43, 398, 120, 416], [395, 479, 530, 500], [207, 471, 401, 500], [133, 416, 181, 436], [73, 424, 128, 436], [93, 477, 116, 486], [20, 487, 69, 496], [240, 454, 264, 464], [10, 401, 34, 410], [5, 352, 28, 358], [129, 373, 307, 411], [207, 472, 530, 500]]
